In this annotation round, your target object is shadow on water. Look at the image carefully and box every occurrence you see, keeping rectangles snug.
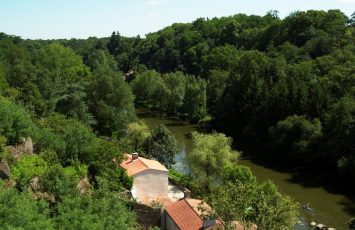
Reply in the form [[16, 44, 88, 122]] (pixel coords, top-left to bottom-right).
[[246, 153, 355, 198], [290, 172, 355, 218], [183, 133, 193, 139], [165, 122, 187, 127], [339, 198, 355, 216]]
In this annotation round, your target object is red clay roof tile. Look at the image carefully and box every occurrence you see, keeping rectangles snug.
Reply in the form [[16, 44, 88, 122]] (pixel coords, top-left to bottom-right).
[[165, 199, 204, 230], [120, 154, 168, 176]]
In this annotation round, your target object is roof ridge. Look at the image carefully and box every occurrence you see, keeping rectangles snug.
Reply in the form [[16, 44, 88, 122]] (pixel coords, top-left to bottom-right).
[[125, 153, 148, 169], [138, 157, 150, 169], [184, 199, 203, 220]]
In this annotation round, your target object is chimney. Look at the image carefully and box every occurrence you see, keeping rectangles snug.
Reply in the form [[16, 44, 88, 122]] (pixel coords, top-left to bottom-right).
[[132, 152, 139, 160], [183, 188, 191, 199]]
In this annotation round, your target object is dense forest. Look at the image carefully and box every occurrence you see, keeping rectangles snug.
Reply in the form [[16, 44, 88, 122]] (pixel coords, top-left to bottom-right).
[[0, 9, 354, 229]]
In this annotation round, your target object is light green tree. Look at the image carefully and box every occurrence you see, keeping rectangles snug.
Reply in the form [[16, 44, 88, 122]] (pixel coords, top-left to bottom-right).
[[126, 121, 151, 151], [187, 132, 239, 191], [253, 181, 299, 229], [207, 166, 299, 230]]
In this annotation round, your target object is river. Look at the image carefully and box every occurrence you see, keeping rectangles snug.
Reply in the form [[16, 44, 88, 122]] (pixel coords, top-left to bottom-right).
[[137, 109, 354, 230]]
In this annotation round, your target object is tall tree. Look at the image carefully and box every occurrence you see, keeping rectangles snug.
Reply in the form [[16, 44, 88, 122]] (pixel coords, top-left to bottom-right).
[[34, 43, 90, 115], [187, 132, 239, 192], [87, 68, 136, 136], [149, 124, 179, 168], [182, 77, 208, 122]]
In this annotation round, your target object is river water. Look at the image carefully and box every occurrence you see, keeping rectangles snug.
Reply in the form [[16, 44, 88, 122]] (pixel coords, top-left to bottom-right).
[[137, 109, 354, 230]]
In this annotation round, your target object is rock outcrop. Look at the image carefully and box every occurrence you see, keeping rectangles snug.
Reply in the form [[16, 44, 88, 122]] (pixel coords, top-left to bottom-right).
[[29, 176, 55, 202], [29, 176, 41, 192], [6, 137, 34, 159], [77, 176, 91, 194], [0, 159, 10, 179]]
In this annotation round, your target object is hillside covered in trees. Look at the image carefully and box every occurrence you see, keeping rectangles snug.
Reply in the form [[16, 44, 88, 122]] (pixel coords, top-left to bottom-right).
[[0, 9, 354, 229], [114, 10, 353, 183]]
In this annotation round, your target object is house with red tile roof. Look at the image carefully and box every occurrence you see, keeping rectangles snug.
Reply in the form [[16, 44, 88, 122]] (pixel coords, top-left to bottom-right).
[[163, 198, 258, 230], [120, 153, 171, 205], [163, 198, 219, 230]]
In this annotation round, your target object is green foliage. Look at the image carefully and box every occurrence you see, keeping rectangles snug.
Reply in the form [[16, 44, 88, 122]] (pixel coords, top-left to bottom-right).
[[182, 77, 208, 122], [0, 186, 54, 230], [36, 114, 95, 165], [208, 180, 257, 228], [253, 181, 299, 229], [131, 70, 167, 109], [201, 45, 239, 75], [33, 43, 90, 115], [85, 49, 117, 72], [11, 155, 48, 189], [325, 96, 355, 174], [0, 135, 6, 153], [63, 164, 88, 179], [187, 132, 239, 192], [207, 166, 298, 230], [87, 68, 136, 136], [33, 126, 66, 159], [132, 70, 208, 121], [0, 98, 33, 145], [83, 138, 121, 168], [81, 137, 133, 190], [206, 70, 230, 116], [126, 121, 151, 151], [1, 163, 137, 229], [54, 191, 138, 230], [54, 83, 95, 126], [162, 72, 187, 114], [0, 135, 16, 166], [0, 9, 354, 227], [269, 115, 322, 163], [222, 165, 257, 185], [41, 163, 78, 200], [0, 62, 12, 96], [35, 43, 90, 96], [149, 124, 179, 168], [168, 168, 200, 195], [96, 164, 133, 192]]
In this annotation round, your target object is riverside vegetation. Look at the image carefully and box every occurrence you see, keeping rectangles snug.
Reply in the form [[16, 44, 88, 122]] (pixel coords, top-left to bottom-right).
[[0, 9, 354, 229]]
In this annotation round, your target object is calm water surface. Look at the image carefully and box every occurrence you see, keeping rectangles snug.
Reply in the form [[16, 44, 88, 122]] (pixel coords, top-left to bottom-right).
[[137, 109, 354, 230]]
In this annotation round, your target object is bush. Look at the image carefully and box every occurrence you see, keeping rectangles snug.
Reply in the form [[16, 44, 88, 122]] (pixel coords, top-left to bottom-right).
[[11, 155, 48, 189], [0, 98, 33, 145]]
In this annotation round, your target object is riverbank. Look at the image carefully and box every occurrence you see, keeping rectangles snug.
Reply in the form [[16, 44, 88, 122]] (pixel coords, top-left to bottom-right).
[[137, 108, 355, 230]]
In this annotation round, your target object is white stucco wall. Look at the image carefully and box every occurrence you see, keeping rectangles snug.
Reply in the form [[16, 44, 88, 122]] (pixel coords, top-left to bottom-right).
[[165, 213, 179, 230], [132, 169, 168, 198]]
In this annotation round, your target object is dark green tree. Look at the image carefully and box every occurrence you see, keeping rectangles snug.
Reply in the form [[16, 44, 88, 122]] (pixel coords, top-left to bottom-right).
[[149, 124, 179, 168], [182, 77, 208, 122], [37, 115, 95, 166], [0, 98, 33, 145], [269, 115, 322, 163], [34, 43, 90, 115], [0, 186, 54, 229], [87, 68, 136, 136]]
